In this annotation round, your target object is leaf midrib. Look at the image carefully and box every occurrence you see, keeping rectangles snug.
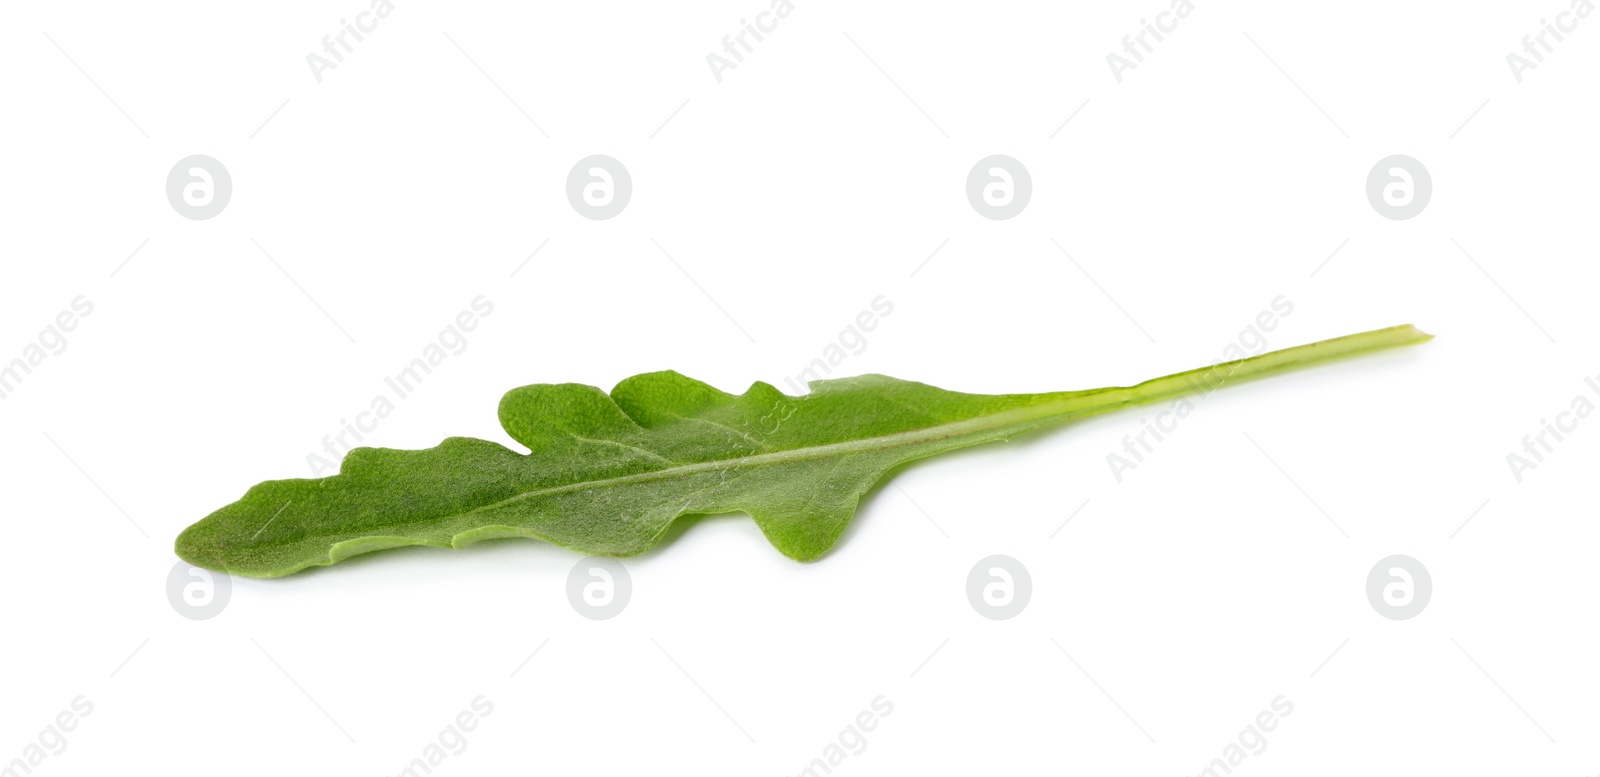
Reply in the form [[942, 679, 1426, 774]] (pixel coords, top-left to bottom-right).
[[460, 395, 1098, 518]]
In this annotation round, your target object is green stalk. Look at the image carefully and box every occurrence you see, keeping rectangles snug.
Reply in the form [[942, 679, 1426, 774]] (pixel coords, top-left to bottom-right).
[[1044, 323, 1434, 421]]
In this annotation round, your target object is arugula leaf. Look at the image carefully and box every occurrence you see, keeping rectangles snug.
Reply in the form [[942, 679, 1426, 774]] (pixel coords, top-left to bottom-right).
[[176, 324, 1431, 578]]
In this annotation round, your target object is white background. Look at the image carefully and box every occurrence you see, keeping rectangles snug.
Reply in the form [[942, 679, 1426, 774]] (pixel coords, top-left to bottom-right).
[[3, 1, 1598, 775]]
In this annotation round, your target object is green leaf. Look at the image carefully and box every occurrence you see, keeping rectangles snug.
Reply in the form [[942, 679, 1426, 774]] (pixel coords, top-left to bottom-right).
[[175, 324, 1431, 578]]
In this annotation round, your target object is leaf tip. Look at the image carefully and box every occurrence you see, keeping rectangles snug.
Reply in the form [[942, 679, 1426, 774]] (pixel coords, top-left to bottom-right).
[[173, 521, 224, 575]]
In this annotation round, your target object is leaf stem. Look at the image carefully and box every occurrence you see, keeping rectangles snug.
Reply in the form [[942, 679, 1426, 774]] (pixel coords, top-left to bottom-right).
[[1071, 323, 1433, 414]]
